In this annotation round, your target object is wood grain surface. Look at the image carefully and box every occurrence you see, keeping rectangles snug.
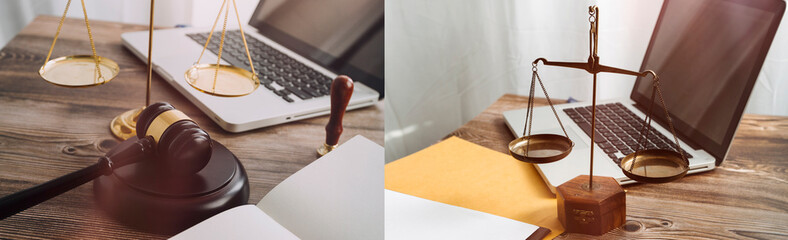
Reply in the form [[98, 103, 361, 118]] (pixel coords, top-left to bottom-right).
[[449, 94, 788, 239], [0, 16, 383, 239]]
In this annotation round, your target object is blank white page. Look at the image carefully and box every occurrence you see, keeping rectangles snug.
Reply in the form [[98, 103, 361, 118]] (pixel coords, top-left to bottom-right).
[[170, 205, 298, 240], [385, 190, 541, 240], [257, 135, 383, 240]]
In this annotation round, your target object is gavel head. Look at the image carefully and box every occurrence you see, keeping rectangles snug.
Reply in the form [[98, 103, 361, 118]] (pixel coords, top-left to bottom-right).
[[136, 102, 212, 175]]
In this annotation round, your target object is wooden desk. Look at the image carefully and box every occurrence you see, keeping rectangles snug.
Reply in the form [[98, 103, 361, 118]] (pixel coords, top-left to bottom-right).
[[449, 94, 788, 239], [0, 16, 383, 239]]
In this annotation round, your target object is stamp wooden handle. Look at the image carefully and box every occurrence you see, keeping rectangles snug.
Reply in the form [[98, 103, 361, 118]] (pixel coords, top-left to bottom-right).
[[325, 75, 354, 146]]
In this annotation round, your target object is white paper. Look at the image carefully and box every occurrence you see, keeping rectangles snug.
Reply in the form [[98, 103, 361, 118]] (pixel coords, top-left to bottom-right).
[[256, 135, 384, 240], [385, 190, 541, 240], [170, 205, 298, 240]]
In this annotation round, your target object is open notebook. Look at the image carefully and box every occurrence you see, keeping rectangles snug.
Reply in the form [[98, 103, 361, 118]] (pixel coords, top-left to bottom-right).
[[171, 135, 383, 240]]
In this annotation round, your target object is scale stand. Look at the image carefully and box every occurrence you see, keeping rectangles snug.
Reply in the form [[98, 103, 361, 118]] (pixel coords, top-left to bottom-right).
[[110, 0, 157, 140], [508, 6, 689, 235]]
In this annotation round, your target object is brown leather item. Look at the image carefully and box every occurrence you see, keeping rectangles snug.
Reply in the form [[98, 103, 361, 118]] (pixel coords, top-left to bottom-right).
[[526, 227, 552, 240], [325, 75, 354, 146]]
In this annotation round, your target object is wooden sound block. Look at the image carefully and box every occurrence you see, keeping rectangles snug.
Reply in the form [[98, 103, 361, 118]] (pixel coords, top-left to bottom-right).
[[556, 175, 625, 236], [93, 137, 250, 235]]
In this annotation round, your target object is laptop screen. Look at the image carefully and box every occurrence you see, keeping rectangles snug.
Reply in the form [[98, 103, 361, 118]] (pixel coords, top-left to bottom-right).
[[248, 0, 384, 97], [631, 0, 784, 164]]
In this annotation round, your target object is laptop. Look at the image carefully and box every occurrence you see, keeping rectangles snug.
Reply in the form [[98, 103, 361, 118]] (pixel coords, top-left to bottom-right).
[[122, 0, 383, 132], [503, 0, 785, 192]]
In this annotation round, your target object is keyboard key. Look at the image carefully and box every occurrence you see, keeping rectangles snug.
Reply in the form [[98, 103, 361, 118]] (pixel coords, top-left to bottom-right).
[[271, 75, 285, 85], [280, 80, 296, 89], [285, 86, 312, 100], [318, 87, 330, 96], [577, 122, 605, 141], [274, 89, 289, 96], [598, 142, 614, 150], [614, 144, 629, 152], [303, 88, 320, 98], [621, 148, 635, 155]]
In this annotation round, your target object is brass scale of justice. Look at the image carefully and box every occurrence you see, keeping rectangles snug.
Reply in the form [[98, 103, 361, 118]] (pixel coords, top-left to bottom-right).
[[508, 6, 689, 184], [39, 0, 260, 140]]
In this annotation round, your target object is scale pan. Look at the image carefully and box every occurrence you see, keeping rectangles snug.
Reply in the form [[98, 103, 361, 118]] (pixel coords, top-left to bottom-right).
[[508, 134, 573, 163], [620, 149, 688, 183], [38, 55, 118, 87], [185, 64, 259, 97]]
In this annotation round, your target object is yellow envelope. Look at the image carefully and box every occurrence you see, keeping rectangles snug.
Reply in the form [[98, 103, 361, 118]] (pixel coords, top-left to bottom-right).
[[385, 136, 563, 239]]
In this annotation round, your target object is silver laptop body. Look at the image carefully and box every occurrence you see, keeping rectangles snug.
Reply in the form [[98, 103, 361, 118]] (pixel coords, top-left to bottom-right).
[[504, 99, 717, 193], [503, 0, 785, 192], [122, 0, 382, 132]]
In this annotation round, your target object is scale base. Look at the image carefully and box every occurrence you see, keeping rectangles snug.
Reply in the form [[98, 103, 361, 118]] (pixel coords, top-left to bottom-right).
[[556, 175, 625, 236], [110, 107, 143, 140], [93, 137, 250, 235]]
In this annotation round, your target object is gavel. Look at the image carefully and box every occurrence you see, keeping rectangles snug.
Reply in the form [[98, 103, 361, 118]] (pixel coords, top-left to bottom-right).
[[0, 102, 211, 220], [317, 75, 354, 156]]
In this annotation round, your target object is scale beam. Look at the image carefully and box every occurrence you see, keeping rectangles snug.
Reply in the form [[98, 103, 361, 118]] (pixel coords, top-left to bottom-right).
[[533, 58, 651, 78]]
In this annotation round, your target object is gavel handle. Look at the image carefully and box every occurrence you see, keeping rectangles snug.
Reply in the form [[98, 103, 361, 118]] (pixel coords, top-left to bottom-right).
[[0, 159, 110, 220]]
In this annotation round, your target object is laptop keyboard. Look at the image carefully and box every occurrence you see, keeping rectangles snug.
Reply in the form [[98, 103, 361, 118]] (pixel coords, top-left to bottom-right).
[[564, 103, 692, 165], [187, 30, 333, 103]]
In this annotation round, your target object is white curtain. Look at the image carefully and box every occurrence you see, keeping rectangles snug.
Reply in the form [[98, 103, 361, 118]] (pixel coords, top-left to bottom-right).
[[385, 0, 788, 162], [746, 13, 788, 116], [0, 0, 260, 48]]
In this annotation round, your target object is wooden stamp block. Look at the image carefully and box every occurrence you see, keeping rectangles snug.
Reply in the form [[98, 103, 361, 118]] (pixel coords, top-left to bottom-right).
[[556, 175, 625, 236]]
